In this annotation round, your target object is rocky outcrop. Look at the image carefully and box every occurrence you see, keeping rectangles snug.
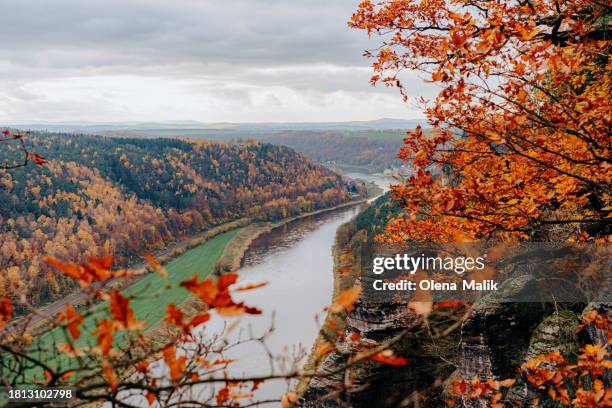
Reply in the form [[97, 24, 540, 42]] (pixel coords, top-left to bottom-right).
[[506, 310, 581, 406], [301, 279, 426, 407], [457, 275, 554, 381], [346, 289, 421, 342]]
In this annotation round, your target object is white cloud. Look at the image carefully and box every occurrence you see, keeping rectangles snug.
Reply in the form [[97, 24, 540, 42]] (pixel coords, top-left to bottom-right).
[[0, 0, 433, 122]]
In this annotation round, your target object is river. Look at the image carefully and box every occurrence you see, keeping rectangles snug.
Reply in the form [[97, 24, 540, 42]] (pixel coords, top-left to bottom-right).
[[120, 173, 390, 406]]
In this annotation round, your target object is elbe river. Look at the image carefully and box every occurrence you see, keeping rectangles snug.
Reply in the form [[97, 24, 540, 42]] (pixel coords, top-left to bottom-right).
[[120, 173, 390, 406]]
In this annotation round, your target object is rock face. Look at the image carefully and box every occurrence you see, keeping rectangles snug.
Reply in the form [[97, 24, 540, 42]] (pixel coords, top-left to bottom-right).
[[457, 275, 554, 381], [346, 288, 421, 342], [301, 279, 424, 408], [506, 310, 581, 406]]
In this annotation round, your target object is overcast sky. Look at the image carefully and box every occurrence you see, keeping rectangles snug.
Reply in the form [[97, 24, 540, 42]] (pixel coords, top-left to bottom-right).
[[0, 0, 432, 123]]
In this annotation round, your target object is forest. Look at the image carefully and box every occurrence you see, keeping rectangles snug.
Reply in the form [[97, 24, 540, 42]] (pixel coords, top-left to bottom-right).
[[0, 132, 358, 307], [233, 131, 405, 172]]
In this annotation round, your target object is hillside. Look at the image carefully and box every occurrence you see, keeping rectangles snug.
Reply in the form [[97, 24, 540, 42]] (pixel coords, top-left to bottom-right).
[[10, 121, 428, 173], [0, 132, 360, 307], [260, 131, 405, 172]]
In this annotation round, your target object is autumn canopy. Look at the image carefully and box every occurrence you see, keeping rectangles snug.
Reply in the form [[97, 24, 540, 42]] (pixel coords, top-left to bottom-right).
[[350, 0, 610, 242]]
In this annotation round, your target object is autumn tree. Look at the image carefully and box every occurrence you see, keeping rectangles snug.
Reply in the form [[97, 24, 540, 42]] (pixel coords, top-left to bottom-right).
[[350, 0, 611, 242]]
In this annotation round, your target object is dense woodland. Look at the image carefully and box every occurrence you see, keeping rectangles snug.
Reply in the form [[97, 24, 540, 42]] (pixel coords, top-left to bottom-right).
[[239, 131, 405, 172], [0, 132, 358, 306]]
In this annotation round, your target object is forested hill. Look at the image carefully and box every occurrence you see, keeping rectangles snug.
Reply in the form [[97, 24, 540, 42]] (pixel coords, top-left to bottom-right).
[[261, 131, 405, 172], [0, 132, 359, 306]]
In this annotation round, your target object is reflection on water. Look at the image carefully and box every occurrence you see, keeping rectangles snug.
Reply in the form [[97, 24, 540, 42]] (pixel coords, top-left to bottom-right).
[[242, 208, 361, 268]]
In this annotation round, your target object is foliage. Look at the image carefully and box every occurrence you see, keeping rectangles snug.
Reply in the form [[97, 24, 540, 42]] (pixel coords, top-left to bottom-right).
[[353, 191, 404, 235], [350, 0, 611, 242], [448, 311, 612, 407]]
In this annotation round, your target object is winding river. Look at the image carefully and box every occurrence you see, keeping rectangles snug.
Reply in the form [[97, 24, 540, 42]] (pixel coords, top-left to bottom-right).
[[120, 173, 390, 406], [200, 173, 389, 403]]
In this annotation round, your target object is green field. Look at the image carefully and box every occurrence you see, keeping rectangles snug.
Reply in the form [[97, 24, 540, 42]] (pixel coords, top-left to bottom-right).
[[29, 229, 239, 377]]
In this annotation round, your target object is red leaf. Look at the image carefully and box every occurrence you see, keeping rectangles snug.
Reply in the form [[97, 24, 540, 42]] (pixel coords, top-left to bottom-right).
[[0, 295, 12, 329], [434, 301, 464, 310], [58, 304, 83, 340], [217, 272, 239, 291], [188, 312, 211, 328], [371, 350, 409, 366], [31, 153, 48, 166]]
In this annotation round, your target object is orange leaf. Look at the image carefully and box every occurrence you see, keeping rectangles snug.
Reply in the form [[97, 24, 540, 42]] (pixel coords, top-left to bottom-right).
[[189, 312, 210, 328], [163, 346, 186, 382], [44, 256, 84, 282], [44, 256, 120, 287], [94, 319, 116, 356], [57, 343, 83, 357], [44, 369, 53, 384], [315, 341, 335, 357], [216, 386, 230, 405], [212, 359, 235, 366], [88, 255, 113, 270], [102, 361, 118, 392], [181, 275, 219, 305], [109, 290, 143, 330], [58, 304, 84, 340], [135, 360, 149, 374], [217, 272, 239, 290], [143, 253, 167, 277], [164, 304, 185, 327], [329, 286, 362, 313], [281, 391, 298, 408], [31, 153, 48, 165]]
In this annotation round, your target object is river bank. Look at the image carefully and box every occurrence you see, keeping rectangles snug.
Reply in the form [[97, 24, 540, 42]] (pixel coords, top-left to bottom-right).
[[145, 197, 370, 338]]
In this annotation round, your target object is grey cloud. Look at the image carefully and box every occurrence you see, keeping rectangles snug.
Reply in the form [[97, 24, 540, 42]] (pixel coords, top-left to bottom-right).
[[0, 0, 370, 70], [0, 0, 432, 122]]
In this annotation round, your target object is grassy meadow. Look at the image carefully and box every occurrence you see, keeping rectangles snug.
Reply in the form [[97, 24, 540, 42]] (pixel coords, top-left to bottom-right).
[[29, 229, 239, 379]]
